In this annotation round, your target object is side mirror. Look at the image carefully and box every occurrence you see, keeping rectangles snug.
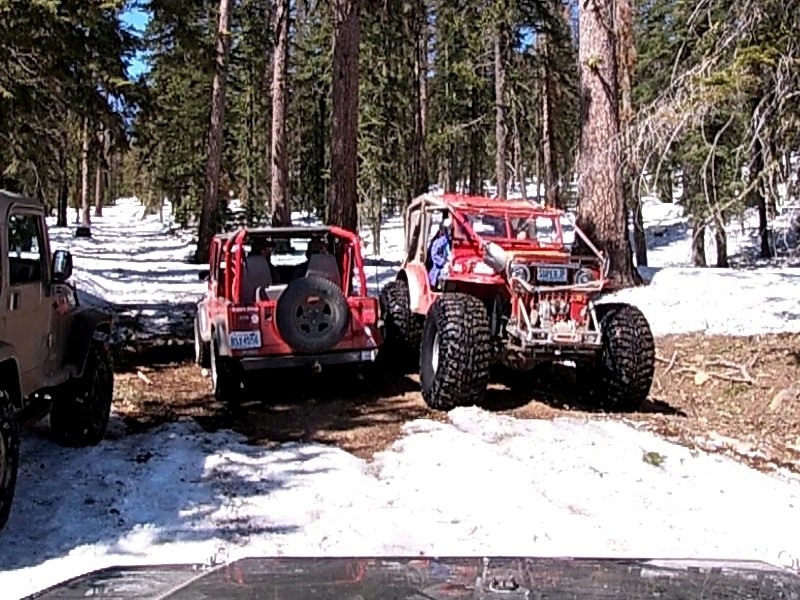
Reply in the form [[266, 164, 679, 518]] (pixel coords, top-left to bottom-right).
[[52, 249, 73, 282], [198, 269, 210, 281]]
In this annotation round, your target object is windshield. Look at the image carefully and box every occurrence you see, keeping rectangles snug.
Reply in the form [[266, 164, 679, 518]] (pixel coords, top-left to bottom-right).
[[455, 211, 562, 245], [510, 215, 560, 244]]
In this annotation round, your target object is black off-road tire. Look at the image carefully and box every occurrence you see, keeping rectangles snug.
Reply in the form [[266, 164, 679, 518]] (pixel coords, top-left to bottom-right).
[[50, 340, 114, 447], [585, 303, 655, 412], [378, 279, 424, 370], [419, 293, 492, 410], [194, 315, 210, 368], [0, 388, 19, 531], [210, 337, 244, 406], [275, 275, 350, 354]]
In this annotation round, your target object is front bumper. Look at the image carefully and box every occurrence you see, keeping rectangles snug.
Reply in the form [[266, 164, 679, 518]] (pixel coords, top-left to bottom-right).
[[238, 348, 379, 371], [507, 324, 601, 349]]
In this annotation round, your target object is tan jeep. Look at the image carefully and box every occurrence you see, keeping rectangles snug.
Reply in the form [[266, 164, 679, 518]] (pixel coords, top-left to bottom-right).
[[0, 190, 115, 532]]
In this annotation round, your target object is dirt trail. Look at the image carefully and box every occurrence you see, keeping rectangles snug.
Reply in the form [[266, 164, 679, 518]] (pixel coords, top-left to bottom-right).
[[112, 333, 800, 473]]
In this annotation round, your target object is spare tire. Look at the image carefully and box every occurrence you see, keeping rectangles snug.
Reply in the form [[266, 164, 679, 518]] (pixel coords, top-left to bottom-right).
[[275, 275, 350, 353]]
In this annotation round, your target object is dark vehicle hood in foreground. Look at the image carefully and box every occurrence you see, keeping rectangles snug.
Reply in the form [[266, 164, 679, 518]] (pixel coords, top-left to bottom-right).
[[25, 556, 800, 600]]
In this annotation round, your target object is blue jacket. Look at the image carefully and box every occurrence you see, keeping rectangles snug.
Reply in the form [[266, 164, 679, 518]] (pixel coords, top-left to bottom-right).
[[428, 234, 451, 286]]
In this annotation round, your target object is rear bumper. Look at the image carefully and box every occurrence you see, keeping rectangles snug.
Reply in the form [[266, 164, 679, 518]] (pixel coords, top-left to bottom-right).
[[238, 348, 379, 371]]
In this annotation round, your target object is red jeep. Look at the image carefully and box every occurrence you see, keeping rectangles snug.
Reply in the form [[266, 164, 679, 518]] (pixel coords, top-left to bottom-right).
[[194, 226, 382, 403], [380, 193, 655, 411]]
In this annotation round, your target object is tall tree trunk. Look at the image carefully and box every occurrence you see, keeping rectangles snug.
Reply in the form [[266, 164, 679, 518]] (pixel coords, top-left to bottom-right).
[[750, 133, 772, 258], [244, 79, 254, 224], [710, 149, 729, 267], [631, 184, 647, 266], [468, 137, 480, 194], [270, 0, 291, 225], [93, 156, 103, 217], [532, 88, 543, 204], [684, 163, 707, 267], [540, 38, 558, 208], [658, 167, 673, 202], [691, 216, 707, 267], [114, 151, 122, 204], [536, 146, 544, 204], [93, 129, 107, 217], [615, 0, 646, 266], [80, 117, 91, 226], [57, 127, 69, 227], [575, 0, 640, 287], [494, 10, 507, 199], [328, 0, 360, 232], [446, 142, 457, 192], [766, 142, 778, 216], [713, 210, 728, 267], [468, 85, 481, 196], [413, 0, 429, 197], [197, 0, 232, 264], [512, 99, 526, 200], [373, 184, 383, 255], [73, 144, 81, 222], [317, 93, 327, 208]]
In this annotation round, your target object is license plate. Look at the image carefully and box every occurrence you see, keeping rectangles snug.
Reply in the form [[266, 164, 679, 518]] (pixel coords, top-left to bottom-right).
[[229, 330, 261, 350], [536, 266, 568, 283]]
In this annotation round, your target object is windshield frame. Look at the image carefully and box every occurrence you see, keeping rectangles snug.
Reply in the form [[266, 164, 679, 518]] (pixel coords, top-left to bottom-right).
[[453, 209, 565, 248]]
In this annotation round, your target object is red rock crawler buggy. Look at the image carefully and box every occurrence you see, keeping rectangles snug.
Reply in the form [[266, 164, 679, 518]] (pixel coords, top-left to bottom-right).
[[195, 226, 382, 403], [380, 193, 655, 412]]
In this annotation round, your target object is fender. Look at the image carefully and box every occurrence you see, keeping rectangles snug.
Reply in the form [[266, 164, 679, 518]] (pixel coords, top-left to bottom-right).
[[196, 300, 212, 343], [0, 341, 17, 365], [212, 318, 231, 356], [64, 307, 113, 378], [0, 344, 22, 409], [402, 265, 429, 314]]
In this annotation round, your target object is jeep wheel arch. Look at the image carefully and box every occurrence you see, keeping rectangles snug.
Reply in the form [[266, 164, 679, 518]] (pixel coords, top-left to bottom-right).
[[401, 267, 429, 314], [194, 315, 211, 367], [211, 319, 231, 356], [49, 340, 114, 447], [64, 308, 113, 378], [0, 352, 22, 410], [378, 278, 423, 371], [196, 300, 212, 343], [0, 386, 20, 531]]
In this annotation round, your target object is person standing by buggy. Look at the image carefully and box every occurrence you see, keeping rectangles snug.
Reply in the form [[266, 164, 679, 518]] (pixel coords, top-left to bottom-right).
[[428, 219, 452, 287]]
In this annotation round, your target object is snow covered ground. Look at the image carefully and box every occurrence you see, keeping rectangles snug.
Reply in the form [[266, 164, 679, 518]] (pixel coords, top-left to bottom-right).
[[2, 196, 799, 599], [3, 410, 800, 598]]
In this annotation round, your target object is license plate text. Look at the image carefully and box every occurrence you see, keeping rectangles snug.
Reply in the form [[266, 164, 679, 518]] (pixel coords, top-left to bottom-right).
[[229, 330, 261, 350]]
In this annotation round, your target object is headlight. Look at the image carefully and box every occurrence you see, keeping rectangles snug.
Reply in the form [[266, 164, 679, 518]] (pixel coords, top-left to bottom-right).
[[508, 261, 531, 282], [473, 261, 496, 275], [575, 268, 598, 284]]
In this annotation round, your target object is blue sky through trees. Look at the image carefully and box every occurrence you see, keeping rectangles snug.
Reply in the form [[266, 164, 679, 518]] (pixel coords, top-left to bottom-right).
[[122, 4, 150, 78]]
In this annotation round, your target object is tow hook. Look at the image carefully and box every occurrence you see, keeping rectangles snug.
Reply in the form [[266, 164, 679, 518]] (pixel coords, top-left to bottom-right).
[[311, 361, 322, 374], [490, 575, 519, 591]]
